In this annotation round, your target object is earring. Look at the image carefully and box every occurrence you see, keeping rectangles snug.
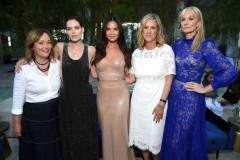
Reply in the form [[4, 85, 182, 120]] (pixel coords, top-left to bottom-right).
[[81, 33, 84, 40]]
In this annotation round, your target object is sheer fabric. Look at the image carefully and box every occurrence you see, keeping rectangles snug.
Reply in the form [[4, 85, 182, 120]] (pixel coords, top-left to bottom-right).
[[160, 38, 237, 160]]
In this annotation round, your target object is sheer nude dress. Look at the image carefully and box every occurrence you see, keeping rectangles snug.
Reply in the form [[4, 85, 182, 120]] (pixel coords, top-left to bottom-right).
[[96, 58, 129, 160]]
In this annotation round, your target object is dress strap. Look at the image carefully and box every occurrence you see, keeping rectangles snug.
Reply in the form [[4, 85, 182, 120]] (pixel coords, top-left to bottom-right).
[[62, 43, 68, 62], [81, 45, 89, 67]]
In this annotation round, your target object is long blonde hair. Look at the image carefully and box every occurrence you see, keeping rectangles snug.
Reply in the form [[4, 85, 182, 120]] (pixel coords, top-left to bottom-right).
[[137, 13, 166, 49], [25, 28, 54, 63], [180, 6, 205, 52]]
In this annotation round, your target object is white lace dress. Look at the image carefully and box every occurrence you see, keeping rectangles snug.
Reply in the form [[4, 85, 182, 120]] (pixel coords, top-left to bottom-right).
[[128, 44, 175, 154]]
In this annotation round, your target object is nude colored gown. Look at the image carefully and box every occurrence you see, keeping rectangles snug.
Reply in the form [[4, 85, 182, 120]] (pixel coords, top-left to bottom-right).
[[96, 58, 129, 160]]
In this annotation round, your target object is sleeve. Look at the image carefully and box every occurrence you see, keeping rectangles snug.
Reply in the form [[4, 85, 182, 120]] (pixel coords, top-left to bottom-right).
[[11, 69, 26, 115], [165, 46, 176, 76], [171, 42, 176, 52], [171, 39, 180, 53], [202, 40, 237, 90]]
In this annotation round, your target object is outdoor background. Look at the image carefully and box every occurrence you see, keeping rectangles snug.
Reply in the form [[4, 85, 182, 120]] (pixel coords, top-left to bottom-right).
[[0, 1, 240, 159], [0, 0, 239, 64]]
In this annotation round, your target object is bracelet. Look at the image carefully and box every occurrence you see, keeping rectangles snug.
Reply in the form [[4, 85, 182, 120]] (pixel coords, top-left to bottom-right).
[[159, 99, 167, 103]]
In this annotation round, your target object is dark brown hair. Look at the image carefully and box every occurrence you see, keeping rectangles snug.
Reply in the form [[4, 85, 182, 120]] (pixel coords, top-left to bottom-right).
[[93, 15, 131, 70]]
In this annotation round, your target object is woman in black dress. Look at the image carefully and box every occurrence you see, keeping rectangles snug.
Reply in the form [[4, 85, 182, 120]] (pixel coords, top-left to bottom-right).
[[54, 16, 99, 160]]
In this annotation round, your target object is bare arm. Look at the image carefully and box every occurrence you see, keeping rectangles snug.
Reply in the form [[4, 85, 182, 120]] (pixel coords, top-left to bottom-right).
[[53, 42, 64, 60], [88, 46, 97, 78], [12, 115, 21, 137], [91, 65, 98, 79], [152, 74, 174, 123], [159, 74, 174, 102], [88, 45, 96, 66], [54, 43, 64, 78]]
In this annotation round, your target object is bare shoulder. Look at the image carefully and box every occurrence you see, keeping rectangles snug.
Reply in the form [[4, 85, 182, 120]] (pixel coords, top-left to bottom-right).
[[88, 45, 96, 53], [55, 42, 64, 51], [88, 45, 96, 58], [54, 42, 65, 59]]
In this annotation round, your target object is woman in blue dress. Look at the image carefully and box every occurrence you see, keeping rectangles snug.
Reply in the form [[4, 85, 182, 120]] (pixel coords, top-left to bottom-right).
[[160, 6, 237, 160]]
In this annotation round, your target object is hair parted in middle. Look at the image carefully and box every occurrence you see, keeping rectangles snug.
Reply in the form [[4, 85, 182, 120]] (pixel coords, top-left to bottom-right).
[[137, 13, 167, 49], [179, 6, 205, 53], [93, 15, 131, 70]]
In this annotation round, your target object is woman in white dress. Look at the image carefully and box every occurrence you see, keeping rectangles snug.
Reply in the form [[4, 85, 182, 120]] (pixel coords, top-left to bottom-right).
[[127, 13, 175, 160]]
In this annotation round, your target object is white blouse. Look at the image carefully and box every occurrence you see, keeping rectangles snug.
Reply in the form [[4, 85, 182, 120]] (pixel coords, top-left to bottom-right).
[[11, 60, 61, 115], [130, 44, 176, 77]]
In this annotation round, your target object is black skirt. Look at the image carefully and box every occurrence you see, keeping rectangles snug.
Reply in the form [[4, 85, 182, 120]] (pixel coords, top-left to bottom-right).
[[19, 98, 62, 160]]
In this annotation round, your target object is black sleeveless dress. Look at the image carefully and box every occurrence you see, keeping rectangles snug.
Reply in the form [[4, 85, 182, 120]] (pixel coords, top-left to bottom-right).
[[59, 43, 99, 160]]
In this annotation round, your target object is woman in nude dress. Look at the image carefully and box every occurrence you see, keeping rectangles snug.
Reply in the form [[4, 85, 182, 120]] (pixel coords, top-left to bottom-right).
[[92, 16, 131, 160]]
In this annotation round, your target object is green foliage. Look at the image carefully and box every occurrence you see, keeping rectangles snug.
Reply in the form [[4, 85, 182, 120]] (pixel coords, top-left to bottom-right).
[[157, 0, 178, 43], [1, 0, 239, 57], [111, 3, 137, 21], [195, 0, 240, 39]]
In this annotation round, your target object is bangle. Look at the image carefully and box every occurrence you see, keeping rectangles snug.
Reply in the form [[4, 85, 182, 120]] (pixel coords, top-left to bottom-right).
[[160, 99, 167, 103]]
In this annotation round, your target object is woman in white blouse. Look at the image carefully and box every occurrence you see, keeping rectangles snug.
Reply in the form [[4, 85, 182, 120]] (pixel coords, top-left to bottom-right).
[[12, 29, 62, 160], [127, 13, 175, 160]]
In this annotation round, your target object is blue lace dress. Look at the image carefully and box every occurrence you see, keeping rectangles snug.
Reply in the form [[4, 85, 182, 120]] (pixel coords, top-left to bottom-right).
[[160, 38, 237, 160]]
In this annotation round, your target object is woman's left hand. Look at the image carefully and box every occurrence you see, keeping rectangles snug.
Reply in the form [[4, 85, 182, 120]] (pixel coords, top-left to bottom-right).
[[152, 103, 165, 123], [185, 82, 206, 94]]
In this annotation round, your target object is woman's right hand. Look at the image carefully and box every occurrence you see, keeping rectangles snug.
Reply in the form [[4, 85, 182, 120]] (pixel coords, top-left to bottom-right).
[[125, 73, 135, 84], [13, 115, 22, 137], [152, 102, 165, 123], [15, 58, 27, 73]]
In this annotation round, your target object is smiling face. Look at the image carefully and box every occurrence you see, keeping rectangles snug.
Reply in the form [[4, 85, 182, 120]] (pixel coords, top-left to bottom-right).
[[66, 19, 84, 42], [106, 21, 120, 43], [142, 18, 158, 44], [33, 33, 52, 59], [180, 10, 199, 39]]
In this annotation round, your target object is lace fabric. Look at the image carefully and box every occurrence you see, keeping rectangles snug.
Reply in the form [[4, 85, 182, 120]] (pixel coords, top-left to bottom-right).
[[160, 38, 237, 160], [129, 44, 175, 155], [129, 139, 161, 155]]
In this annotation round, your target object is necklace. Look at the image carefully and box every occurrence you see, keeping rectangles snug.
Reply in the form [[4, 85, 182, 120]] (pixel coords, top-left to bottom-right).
[[36, 63, 50, 72], [33, 59, 50, 72], [34, 58, 49, 65]]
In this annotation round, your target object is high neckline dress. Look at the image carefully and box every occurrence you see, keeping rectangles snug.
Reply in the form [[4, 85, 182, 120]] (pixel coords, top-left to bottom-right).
[[160, 38, 237, 160]]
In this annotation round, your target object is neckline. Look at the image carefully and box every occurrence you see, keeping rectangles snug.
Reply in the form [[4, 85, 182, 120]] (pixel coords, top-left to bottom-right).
[[32, 60, 52, 76], [184, 36, 195, 41], [143, 46, 158, 52], [66, 44, 85, 61], [98, 57, 124, 66]]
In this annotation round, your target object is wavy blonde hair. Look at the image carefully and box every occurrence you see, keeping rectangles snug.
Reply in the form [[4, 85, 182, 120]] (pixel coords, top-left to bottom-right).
[[25, 28, 54, 63], [137, 13, 166, 49], [180, 6, 205, 53]]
